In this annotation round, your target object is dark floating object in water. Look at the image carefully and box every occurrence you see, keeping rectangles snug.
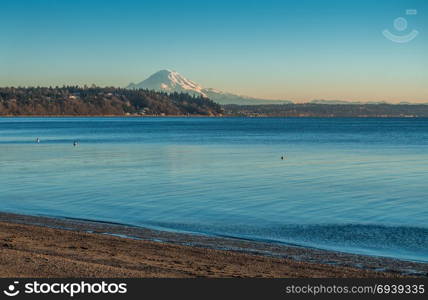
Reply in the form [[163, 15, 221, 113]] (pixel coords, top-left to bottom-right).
[[35, 138, 40, 143], [73, 140, 79, 147]]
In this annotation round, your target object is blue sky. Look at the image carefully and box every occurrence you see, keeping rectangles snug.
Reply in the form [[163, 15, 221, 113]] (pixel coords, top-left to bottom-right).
[[1, 0, 427, 102]]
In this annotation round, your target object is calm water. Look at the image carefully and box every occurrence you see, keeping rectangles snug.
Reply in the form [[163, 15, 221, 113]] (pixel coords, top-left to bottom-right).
[[1, 117, 427, 262]]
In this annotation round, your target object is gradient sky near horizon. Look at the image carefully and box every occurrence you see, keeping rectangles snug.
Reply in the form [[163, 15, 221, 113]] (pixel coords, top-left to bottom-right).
[[1, 0, 427, 103]]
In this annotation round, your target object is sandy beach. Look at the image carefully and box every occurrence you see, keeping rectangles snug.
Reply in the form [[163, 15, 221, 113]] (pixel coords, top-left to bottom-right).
[[0, 213, 426, 278]]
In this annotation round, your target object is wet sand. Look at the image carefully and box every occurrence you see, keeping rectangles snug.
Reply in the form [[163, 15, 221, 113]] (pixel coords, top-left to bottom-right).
[[0, 212, 427, 278]]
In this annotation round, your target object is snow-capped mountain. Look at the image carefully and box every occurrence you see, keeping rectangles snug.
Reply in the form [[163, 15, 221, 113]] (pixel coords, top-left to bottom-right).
[[127, 70, 292, 105], [127, 70, 206, 97]]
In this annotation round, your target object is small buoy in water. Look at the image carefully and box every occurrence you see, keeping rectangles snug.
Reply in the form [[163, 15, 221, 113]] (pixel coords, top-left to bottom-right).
[[73, 140, 79, 147], [36, 137, 40, 143]]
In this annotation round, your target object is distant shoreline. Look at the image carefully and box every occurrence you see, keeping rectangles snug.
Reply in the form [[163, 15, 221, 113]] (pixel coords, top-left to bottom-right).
[[1, 114, 428, 118], [0, 212, 426, 278], [2, 86, 428, 118], [0, 114, 220, 118]]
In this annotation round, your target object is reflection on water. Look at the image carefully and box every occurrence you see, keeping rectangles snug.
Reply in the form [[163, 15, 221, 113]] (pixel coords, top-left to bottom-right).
[[0, 117, 427, 261]]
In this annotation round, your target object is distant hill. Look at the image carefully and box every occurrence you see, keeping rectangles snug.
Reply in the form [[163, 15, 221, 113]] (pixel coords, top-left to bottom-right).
[[127, 69, 292, 105], [224, 103, 428, 117], [309, 99, 392, 105], [2, 86, 427, 117], [0, 87, 223, 116], [310, 99, 363, 105]]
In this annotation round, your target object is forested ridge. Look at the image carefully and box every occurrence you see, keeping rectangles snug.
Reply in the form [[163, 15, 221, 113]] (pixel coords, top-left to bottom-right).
[[0, 87, 223, 116], [1, 86, 427, 117]]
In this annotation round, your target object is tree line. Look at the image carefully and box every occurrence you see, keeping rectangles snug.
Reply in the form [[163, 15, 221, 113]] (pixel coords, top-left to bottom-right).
[[224, 103, 428, 117], [0, 86, 223, 116]]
